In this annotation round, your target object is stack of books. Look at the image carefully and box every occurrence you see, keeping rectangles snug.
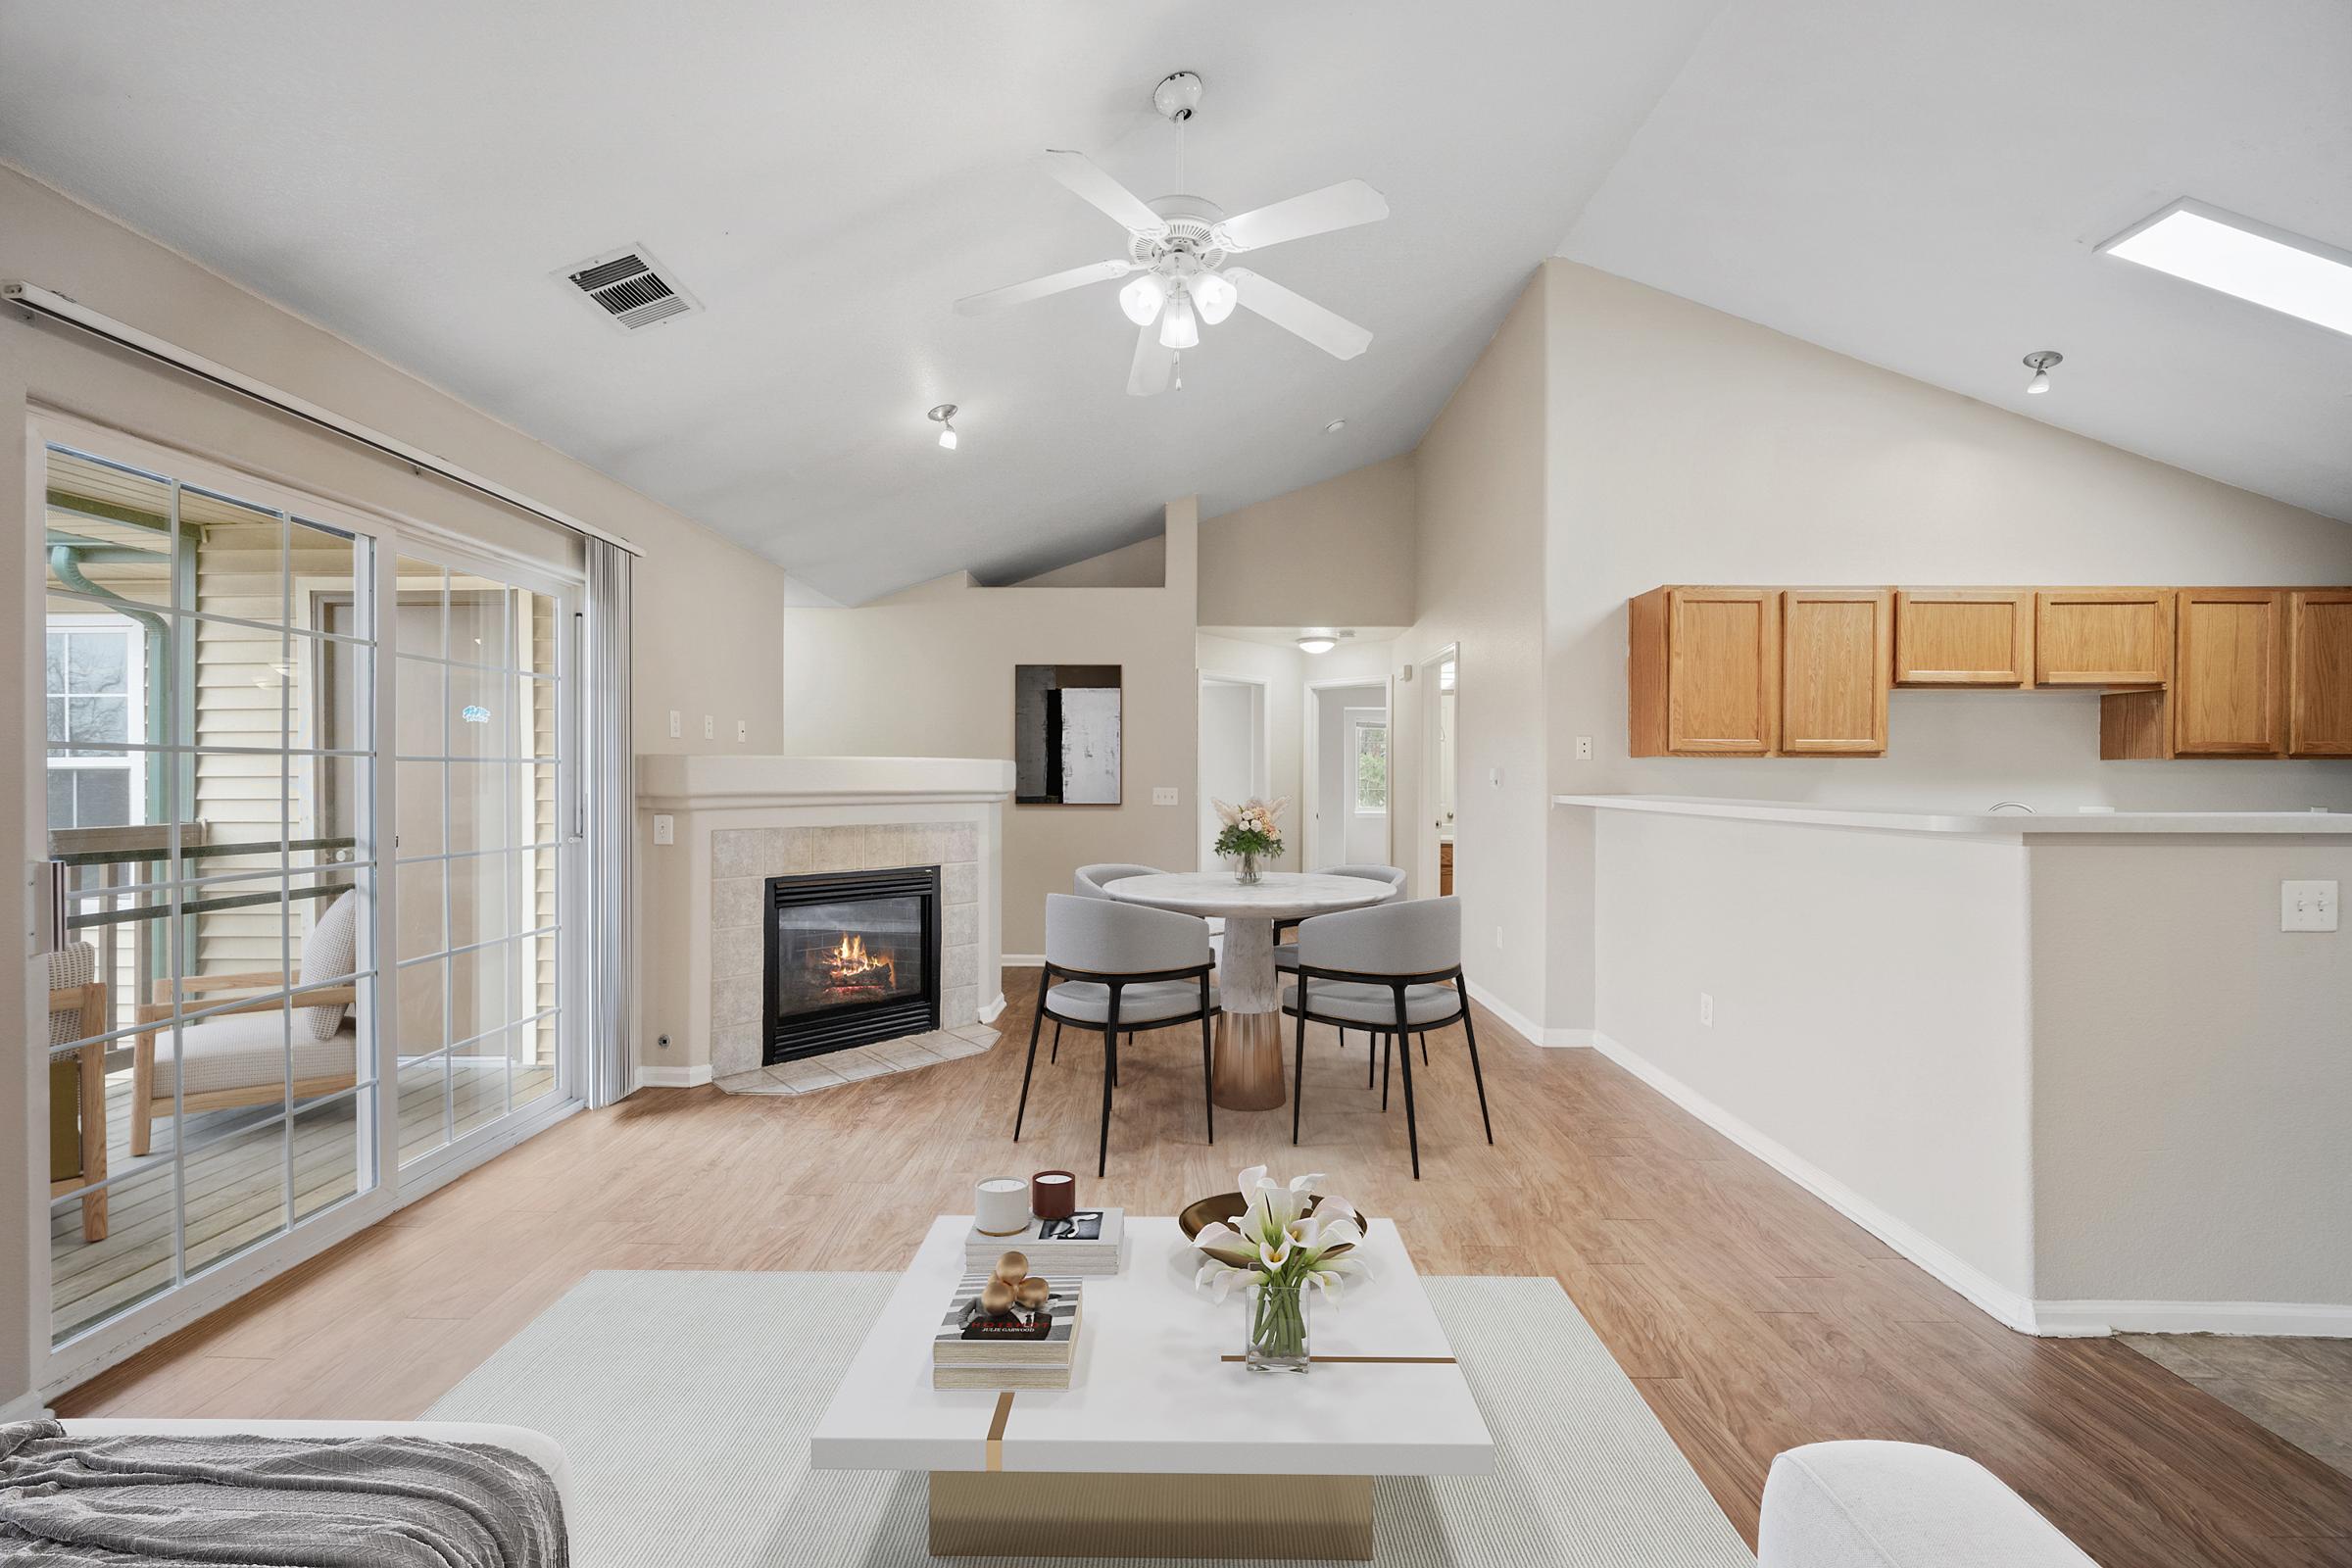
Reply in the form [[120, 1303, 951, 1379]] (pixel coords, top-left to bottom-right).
[[961, 1207, 1124, 1276], [931, 1273, 1084, 1391]]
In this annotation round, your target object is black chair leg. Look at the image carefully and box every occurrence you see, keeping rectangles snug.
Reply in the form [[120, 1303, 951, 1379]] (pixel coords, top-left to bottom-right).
[[1098, 1025, 1118, 1179], [1200, 1012, 1215, 1146], [1013, 1000, 1046, 1140], [1461, 1005, 1494, 1145], [1291, 1005, 1308, 1145], [1367, 1029, 1377, 1088], [1421, 1033, 1429, 1066], [1395, 996, 1422, 1180], [1050, 1020, 1061, 1064], [1381, 1033, 1391, 1110]]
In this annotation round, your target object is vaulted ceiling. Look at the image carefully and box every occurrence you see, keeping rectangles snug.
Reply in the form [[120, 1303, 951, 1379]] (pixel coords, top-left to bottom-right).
[[3, 2, 2344, 605]]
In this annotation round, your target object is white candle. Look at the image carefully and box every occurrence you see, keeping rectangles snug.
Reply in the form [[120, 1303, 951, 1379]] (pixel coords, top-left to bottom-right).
[[974, 1177, 1030, 1237]]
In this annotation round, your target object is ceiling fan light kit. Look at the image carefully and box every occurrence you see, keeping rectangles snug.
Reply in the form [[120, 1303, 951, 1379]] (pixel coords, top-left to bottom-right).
[[955, 71, 1391, 395]]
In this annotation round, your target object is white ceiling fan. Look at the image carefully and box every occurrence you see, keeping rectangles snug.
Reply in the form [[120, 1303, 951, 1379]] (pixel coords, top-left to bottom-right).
[[955, 72, 1389, 396]]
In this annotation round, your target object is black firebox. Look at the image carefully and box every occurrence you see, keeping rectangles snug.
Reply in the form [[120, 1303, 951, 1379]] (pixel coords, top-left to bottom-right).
[[762, 864, 941, 1065]]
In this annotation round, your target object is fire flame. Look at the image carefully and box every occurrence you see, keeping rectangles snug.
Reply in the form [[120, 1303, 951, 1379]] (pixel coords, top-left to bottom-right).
[[823, 931, 895, 992]]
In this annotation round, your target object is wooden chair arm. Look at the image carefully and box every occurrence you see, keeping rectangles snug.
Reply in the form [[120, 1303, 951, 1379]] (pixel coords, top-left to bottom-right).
[[133, 984, 354, 1026], [175, 970, 289, 994]]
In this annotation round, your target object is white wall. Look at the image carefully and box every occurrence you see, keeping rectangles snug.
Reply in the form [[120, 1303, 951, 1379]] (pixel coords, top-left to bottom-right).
[[780, 500, 1200, 956], [2028, 837, 2352, 1314], [1544, 259, 2352, 1030], [1591, 810, 2037, 1309], [1310, 684, 1386, 868], [1198, 678, 1260, 869]]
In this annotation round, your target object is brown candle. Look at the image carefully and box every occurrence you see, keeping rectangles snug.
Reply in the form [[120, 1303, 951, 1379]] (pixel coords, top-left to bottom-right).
[[1030, 1169, 1077, 1220]]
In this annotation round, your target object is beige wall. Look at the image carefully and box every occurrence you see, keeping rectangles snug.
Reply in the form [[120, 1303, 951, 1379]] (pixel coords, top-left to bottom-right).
[[3, 163, 785, 1410], [1200, 452, 1417, 627], [1013, 533, 1165, 589], [1543, 258, 2352, 1029], [1388, 270, 1554, 1036], [780, 500, 1201, 956]]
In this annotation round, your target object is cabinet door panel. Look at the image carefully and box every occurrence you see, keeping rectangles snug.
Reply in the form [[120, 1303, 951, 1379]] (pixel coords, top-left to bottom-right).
[[1782, 590, 1891, 754], [2289, 590, 2352, 757], [2035, 591, 2172, 686], [2174, 590, 2284, 756], [1894, 590, 2032, 686], [1667, 589, 1778, 754]]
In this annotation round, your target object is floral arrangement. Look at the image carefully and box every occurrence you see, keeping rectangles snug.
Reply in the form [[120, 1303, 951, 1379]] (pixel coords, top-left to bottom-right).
[[1210, 796, 1288, 862], [1193, 1167, 1371, 1369]]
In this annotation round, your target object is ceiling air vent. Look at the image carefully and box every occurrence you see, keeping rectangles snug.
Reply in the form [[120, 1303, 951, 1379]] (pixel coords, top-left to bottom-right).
[[560, 245, 700, 331]]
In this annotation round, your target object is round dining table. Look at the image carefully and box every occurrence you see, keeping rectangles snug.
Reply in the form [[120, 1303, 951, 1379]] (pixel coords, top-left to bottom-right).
[[1103, 871, 1398, 1110]]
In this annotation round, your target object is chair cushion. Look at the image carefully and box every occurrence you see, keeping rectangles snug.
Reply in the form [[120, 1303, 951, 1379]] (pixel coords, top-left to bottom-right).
[[1283, 979, 1461, 1028], [150, 1013, 358, 1100], [1048, 979, 1217, 1025], [299, 891, 359, 1041], [46, 944, 99, 1046], [1272, 946, 1301, 971]]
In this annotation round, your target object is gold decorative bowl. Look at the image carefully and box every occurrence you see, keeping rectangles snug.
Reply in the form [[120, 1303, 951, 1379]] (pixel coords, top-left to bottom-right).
[[1177, 1192, 1367, 1255]]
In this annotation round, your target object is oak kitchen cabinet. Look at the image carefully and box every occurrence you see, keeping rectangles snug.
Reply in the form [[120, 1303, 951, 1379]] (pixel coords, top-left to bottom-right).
[[2035, 589, 2173, 687], [1780, 589, 1892, 754], [2290, 589, 2352, 757], [1892, 589, 2033, 687], [1629, 586, 1779, 756]]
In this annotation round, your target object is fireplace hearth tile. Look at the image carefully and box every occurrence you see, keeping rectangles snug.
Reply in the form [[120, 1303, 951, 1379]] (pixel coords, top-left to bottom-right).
[[947, 824, 977, 863], [948, 1022, 999, 1046], [707, 1025, 998, 1096]]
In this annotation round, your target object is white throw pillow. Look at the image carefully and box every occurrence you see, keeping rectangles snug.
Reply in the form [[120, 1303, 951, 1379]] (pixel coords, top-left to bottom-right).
[[299, 891, 359, 1041]]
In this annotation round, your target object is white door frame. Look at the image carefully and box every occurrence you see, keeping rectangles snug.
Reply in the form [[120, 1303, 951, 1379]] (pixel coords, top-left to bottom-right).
[[1301, 675, 1394, 871], [1196, 669, 1270, 871], [1414, 644, 1459, 901]]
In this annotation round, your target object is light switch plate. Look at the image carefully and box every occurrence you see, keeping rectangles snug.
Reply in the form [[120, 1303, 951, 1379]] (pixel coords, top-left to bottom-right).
[[667, 710, 682, 739], [1575, 735, 1593, 760], [736, 718, 748, 742], [2281, 879, 2338, 932], [1698, 991, 1714, 1026], [652, 813, 674, 846], [1152, 786, 1180, 807], [703, 714, 714, 740]]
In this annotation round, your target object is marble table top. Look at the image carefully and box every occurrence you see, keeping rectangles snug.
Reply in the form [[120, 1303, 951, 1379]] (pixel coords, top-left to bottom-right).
[[1103, 871, 1397, 922]]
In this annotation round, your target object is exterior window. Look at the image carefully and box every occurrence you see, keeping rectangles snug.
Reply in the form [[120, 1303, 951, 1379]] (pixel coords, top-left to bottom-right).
[[1352, 720, 1389, 815], [45, 618, 141, 828]]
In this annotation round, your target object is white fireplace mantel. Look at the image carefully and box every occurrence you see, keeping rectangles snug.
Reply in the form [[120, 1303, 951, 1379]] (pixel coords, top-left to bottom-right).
[[634, 755, 1014, 1088]]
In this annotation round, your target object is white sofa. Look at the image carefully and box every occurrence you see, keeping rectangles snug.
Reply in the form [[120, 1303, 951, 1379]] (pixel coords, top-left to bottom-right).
[[1761, 1441, 2100, 1567]]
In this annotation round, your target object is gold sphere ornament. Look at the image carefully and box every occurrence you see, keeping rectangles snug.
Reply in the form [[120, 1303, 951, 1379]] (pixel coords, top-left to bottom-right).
[[994, 1250, 1030, 1284], [1013, 1276, 1052, 1310], [977, 1278, 1015, 1314]]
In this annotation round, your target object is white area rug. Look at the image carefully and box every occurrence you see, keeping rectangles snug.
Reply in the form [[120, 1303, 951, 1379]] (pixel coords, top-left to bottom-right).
[[428, 1270, 1753, 1567]]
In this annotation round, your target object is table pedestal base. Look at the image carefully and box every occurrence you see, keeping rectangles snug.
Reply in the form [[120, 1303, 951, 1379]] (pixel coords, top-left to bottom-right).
[[1210, 1010, 1287, 1111], [928, 1471, 1373, 1560]]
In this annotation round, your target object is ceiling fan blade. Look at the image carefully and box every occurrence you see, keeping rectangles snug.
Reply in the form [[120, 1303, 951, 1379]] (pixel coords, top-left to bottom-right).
[[1038, 150, 1169, 237], [1227, 269, 1372, 361], [1212, 179, 1388, 253], [1128, 324, 1176, 397], [955, 258, 1136, 316]]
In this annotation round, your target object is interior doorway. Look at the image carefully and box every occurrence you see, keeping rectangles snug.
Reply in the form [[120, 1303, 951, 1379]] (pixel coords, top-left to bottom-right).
[[1417, 647, 1458, 898], [1197, 672, 1268, 869], [1303, 679, 1390, 870]]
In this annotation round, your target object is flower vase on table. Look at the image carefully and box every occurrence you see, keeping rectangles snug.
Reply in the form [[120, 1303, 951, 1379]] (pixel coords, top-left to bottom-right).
[[1192, 1165, 1370, 1376], [1211, 797, 1288, 888]]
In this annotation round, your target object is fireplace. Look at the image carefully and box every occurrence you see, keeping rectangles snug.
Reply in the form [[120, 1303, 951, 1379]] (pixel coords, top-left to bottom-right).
[[763, 865, 943, 1064]]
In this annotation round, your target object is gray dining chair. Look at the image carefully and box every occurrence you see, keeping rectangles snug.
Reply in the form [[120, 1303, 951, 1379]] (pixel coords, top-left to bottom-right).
[[1274, 864, 1408, 1070], [1055, 864, 1166, 1063], [1016, 894, 1218, 1177], [1281, 895, 1490, 1180]]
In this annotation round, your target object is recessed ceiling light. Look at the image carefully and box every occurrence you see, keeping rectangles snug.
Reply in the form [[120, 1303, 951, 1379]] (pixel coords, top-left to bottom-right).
[[2099, 199, 2352, 338], [2022, 350, 2062, 395], [1323, 418, 1347, 435], [927, 403, 958, 450]]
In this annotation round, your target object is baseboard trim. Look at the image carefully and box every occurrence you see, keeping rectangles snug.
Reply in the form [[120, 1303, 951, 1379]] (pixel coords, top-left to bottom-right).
[[1002, 954, 1044, 968], [1588, 1032, 2049, 1336], [1460, 980, 1591, 1049], [978, 991, 1009, 1024], [634, 1062, 713, 1089], [2033, 1299, 2352, 1338], [0, 1389, 53, 1422]]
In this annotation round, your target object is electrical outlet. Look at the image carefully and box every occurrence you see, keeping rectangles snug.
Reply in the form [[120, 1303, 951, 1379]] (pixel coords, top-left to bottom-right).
[[2281, 879, 2339, 932], [736, 718, 748, 742], [657, 1033, 671, 1051], [703, 713, 714, 740], [1575, 735, 1592, 760], [667, 710, 682, 739], [652, 813, 674, 846], [1152, 786, 1180, 806], [1698, 991, 1714, 1027], [1494, 924, 1504, 951]]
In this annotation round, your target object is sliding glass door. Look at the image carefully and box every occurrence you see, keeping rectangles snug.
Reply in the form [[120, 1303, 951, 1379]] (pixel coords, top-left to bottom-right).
[[387, 551, 572, 1167], [41, 435, 379, 1347]]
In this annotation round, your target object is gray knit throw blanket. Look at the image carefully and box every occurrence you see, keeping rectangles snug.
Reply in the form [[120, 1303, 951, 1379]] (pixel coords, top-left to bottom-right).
[[0, 1420, 565, 1568]]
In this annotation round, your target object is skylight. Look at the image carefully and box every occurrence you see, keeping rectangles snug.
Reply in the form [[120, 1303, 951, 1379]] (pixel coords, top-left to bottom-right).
[[2099, 200, 2352, 337]]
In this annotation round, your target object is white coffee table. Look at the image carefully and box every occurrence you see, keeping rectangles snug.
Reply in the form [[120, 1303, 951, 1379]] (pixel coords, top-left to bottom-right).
[[810, 1214, 1494, 1559]]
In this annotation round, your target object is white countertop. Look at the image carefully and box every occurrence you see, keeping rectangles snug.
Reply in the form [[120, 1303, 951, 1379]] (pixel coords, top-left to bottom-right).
[[808, 1215, 1493, 1477], [1551, 794, 2352, 836]]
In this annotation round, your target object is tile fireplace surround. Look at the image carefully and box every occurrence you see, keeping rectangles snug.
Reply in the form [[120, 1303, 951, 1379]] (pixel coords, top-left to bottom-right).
[[634, 756, 1014, 1087]]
